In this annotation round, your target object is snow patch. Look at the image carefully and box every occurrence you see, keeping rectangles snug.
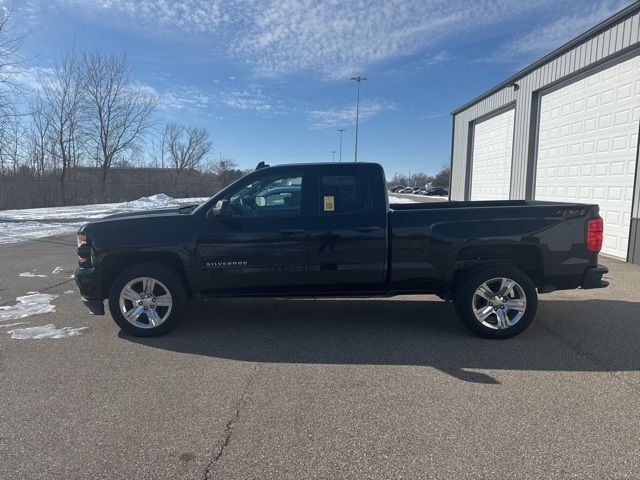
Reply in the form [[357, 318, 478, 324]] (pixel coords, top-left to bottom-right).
[[388, 195, 418, 204], [63, 290, 75, 294], [388, 194, 447, 204], [0, 194, 209, 245], [18, 271, 48, 278], [52, 266, 64, 274], [0, 293, 58, 321], [0, 221, 84, 244], [7, 324, 87, 339], [0, 322, 30, 328]]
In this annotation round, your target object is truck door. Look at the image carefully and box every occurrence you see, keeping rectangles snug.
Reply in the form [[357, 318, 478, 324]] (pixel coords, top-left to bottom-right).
[[195, 168, 310, 295], [307, 166, 387, 292]]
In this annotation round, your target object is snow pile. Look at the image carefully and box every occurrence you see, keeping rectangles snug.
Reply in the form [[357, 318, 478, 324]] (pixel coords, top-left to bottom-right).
[[0, 293, 58, 321], [115, 193, 178, 210], [0, 193, 209, 245], [8, 324, 88, 339]]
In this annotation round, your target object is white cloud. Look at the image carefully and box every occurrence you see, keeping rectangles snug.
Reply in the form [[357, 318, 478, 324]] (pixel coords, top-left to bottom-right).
[[221, 88, 277, 114], [161, 88, 212, 111], [54, 0, 229, 33], [6, 65, 54, 92], [22, 0, 563, 79], [418, 113, 447, 120], [19, 1, 631, 83], [308, 100, 395, 130], [422, 50, 450, 66], [136, 82, 283, 115], [232, 0, 555, 79], [479, 0, 630, 63]]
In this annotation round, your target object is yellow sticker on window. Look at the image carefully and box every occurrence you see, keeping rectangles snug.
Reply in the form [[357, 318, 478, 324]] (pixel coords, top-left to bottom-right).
[[323, 195, 335, 212]]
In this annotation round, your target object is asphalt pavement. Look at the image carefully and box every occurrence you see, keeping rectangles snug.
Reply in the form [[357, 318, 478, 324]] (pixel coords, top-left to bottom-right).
[[1, 234, 639, 479]]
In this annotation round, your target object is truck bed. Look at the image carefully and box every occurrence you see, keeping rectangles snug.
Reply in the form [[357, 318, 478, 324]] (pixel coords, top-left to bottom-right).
[[388, 199, 601, 294], [389, 199, 592, 211]]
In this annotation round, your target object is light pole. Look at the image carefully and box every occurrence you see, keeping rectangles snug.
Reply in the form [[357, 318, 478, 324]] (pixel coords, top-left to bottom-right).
[[350, 76, 366, 162], [337, 129, 346, 162], [331, 150, 336, 162]]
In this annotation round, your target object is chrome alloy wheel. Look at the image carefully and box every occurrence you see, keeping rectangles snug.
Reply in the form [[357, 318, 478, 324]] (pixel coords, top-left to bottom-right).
[[472, 277, 527, 330], [118, 277, 173, 329]]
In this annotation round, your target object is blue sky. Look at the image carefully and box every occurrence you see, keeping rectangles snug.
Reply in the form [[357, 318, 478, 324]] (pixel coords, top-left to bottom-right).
[[10, 0, 634, 175]]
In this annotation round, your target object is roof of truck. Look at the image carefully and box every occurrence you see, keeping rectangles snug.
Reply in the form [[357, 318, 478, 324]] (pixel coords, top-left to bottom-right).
[[261, 161, 380, 167]]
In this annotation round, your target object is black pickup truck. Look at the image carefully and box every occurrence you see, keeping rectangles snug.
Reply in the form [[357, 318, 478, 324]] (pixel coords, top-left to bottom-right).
[[75, 162, 608, 339]]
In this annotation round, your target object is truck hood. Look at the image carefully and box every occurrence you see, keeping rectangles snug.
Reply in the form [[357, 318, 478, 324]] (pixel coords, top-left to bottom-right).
[[78, 205, 196, 246], [96, 206, 185, 221]]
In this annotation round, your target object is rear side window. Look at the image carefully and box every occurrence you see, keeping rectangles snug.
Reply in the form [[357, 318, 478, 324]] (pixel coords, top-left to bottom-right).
[[319, 173, 371, 214]]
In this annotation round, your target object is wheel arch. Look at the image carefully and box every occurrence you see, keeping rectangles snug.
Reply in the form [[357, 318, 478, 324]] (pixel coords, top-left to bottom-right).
[[451, 244, 544, 298], [100, 251, 191, 299]]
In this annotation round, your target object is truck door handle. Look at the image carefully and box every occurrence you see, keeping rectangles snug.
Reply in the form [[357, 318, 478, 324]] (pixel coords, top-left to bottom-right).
[[354, 225, 381, 233], [278, 228, 304, 235]]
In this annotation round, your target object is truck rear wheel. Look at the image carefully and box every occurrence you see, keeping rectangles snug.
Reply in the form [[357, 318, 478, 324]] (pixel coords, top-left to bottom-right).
[[454, 265, 538, 339], [108, 263, 187, 337]]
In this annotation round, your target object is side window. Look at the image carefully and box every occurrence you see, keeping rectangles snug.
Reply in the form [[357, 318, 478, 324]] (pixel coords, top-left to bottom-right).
[[319, 173, 371, 215], [229, 174, 303, 217]]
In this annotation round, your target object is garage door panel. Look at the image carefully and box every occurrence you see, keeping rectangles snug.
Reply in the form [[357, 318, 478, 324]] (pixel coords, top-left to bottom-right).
[[470, 109, 514, 201], [536, 55, 640, 259]]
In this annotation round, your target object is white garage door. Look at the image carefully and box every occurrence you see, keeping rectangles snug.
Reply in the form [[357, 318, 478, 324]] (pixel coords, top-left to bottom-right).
[[536, 55, 640, 259], [470, 109, 515, 201]]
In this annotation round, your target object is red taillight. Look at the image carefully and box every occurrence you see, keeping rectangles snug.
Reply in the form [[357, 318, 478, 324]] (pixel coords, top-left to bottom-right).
[[587, 217, 604, 253]]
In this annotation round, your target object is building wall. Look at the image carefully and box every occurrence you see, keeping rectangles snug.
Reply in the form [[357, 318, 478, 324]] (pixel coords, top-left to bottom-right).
[[451, 5, 640, 212]]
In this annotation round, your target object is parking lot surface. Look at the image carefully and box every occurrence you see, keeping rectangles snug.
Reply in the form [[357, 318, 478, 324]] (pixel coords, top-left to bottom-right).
[[1, 234, 639, 479]]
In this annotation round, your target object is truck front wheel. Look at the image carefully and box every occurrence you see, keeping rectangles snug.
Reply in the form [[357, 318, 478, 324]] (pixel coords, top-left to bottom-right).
[[108, 263, 187, 337], [454, 266, 538, 339]]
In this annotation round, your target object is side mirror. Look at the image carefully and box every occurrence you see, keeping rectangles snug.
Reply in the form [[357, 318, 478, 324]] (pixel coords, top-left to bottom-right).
[[208, 199, 231, 218]]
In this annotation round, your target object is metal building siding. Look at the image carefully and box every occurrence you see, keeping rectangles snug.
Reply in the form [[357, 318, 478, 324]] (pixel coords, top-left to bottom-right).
[[451, 5, 640, 201]]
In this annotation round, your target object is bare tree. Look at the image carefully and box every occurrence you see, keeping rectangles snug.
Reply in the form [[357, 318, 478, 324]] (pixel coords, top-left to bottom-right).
[[163, 122, 213, 183], [28, 95, 53, 178], [40, 50, 84, 203], [82, 51, 158, 185], [0, 7, 24, 121], [207, 156, 243, 189], [149, 126, 169, 172], [432, 163, 450, 188]]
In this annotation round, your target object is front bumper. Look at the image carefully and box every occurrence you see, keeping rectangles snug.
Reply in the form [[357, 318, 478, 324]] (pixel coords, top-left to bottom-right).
[[581, 264, 609, 289], [75, 265, 105, 315]]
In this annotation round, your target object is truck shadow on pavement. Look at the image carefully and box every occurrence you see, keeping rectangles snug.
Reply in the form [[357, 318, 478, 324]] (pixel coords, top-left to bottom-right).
[[121, 297, 640, 385]]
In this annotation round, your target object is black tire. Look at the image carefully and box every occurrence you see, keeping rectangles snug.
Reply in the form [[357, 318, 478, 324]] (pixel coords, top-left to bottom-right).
[[454, 265, 538, 339], [108, 262, 187, 337]]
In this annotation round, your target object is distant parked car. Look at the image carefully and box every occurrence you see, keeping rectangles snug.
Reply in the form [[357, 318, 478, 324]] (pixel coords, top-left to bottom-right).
[[426, 187, 448, 196], [401, 187, 414, 193]]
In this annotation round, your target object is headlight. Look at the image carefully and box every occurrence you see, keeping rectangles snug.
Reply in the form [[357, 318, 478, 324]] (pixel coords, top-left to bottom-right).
[[77, 233, 88, 247], [77, 234, 91, 264]]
